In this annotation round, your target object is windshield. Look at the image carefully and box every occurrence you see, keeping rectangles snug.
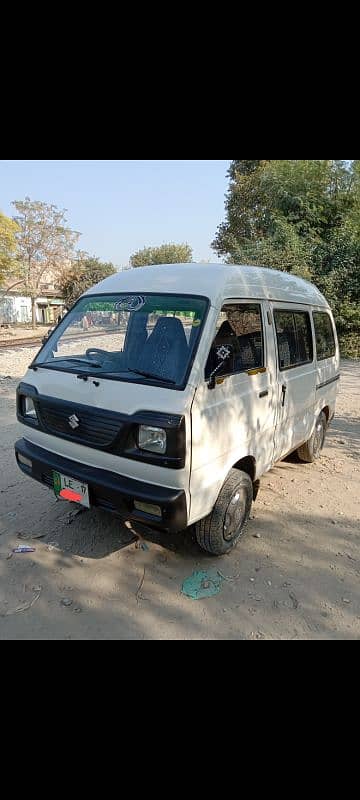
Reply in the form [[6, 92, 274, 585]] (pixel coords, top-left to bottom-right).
[[34, 293, 208, 388]]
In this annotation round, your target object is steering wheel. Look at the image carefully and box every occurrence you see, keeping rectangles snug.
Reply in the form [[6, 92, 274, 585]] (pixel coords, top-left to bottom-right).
[[86, 348, 108, 359]]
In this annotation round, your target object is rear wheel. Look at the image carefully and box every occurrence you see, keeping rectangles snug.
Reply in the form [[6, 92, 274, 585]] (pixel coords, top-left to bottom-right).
[[195, 469, 253, 556], [297, 411, 327, 463]]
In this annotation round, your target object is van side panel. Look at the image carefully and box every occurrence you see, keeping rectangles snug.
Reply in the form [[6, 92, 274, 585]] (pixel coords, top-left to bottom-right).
[[271, 303, 317, 461], [189, 301, 277, 525], [313, 307, 340, 422]]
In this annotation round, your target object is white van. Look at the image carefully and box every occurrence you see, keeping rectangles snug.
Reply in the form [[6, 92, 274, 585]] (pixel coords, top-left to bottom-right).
[[15, 263, 340, 555]]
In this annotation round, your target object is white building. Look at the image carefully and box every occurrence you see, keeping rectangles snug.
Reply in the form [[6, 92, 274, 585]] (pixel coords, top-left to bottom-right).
[[0, 293, 65, 325], [0, 269, 66, 325]]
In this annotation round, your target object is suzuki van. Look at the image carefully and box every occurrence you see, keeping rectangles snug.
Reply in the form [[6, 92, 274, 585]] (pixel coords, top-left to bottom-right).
[[15, 263, 340, 555]]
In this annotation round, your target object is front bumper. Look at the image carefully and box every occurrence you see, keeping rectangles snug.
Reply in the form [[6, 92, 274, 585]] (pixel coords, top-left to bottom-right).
[[15, 438, 187, 532]]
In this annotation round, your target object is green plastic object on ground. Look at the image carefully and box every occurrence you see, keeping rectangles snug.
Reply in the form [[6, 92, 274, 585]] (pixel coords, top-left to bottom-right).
[[181, 569, 223, 600]]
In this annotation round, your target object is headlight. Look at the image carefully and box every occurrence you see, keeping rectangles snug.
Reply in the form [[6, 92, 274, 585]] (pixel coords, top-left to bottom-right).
[[138, 425, 166, 454], [23, 396, 37, 420]]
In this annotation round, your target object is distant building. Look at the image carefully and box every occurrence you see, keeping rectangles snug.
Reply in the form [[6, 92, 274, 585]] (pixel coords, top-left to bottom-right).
[[0, 269, 66, 325]]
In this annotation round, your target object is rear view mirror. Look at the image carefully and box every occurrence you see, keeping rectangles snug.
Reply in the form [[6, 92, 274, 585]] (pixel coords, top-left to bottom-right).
[[207, 343, 234, 389]]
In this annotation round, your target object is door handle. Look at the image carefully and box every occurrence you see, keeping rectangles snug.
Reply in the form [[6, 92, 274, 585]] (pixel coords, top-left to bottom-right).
[[259, 390, 269, 398], [281, 384, 287, 407]]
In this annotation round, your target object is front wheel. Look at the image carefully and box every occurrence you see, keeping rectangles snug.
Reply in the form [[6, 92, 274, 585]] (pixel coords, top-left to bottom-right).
[[195, 469, 253, 556], [297, 411, 327, 463]]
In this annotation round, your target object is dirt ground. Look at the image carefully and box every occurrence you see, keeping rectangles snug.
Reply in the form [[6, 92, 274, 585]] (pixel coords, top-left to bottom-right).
[[0, 346, 359, 639], [0, 325, 51, 340]]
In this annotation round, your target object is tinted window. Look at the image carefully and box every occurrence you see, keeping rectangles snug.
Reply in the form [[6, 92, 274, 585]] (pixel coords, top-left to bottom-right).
[[313, 312, 336, 360], [205, 303, 264, 379], [274, 310, 313, 370], [294, 313, 313, 363]]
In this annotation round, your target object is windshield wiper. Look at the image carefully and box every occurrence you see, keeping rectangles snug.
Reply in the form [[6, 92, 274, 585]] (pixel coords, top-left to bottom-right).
[[35, 357, 103, 369], [127, 368, 176, 385]]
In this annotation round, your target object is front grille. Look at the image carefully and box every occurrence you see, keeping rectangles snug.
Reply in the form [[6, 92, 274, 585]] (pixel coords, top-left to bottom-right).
[[17, 383, 185, 468], [42, 472, 54, 488], [36, 399, 125, 449]]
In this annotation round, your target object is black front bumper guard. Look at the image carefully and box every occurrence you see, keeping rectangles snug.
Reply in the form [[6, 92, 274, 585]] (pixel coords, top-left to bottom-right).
[[15, 438, 187, 532]]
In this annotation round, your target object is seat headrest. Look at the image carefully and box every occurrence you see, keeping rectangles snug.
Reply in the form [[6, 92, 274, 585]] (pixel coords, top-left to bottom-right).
[[151, 316, 187, 337]]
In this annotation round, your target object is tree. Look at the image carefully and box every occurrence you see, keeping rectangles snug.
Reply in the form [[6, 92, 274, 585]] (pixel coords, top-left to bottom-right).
[[0, 211, 19, 287], [212, 160, 360, 355], [130, 243, 193, 267], [60, 256, 117, 307], [12, 198, 80, 327], [228, 160, 271, 178]]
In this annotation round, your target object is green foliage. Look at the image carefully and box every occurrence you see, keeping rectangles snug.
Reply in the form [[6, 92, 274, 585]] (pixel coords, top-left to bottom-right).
[[213, 160, 360, 357], [60, 257, 117, 307], [0, 211, 19, 286], [130, 243, 193, 268]]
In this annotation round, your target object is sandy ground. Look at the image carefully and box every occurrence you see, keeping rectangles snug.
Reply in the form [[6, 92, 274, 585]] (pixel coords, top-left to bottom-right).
[[0, 345, 359, 640], [0, 325, 52, 340]]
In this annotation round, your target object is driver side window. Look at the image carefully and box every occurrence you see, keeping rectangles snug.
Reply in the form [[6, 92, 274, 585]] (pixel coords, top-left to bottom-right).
[[205, 303, 264, 379]]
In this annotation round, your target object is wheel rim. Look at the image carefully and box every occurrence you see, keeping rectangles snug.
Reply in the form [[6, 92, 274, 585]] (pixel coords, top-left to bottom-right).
[[313, 418, 325, 457], [223, 487, 247, 541]]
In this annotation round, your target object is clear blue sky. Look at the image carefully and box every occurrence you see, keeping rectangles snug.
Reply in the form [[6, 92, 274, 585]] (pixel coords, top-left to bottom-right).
[[0, 160, 231, 267]]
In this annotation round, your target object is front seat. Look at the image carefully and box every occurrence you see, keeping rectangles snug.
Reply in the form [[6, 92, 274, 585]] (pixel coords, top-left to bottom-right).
[[123, 312, 148, 367], [133, 317, 189, 384]]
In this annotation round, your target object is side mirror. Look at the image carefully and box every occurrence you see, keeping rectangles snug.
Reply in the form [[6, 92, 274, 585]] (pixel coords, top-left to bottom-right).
[[207, 343, 233, 389]]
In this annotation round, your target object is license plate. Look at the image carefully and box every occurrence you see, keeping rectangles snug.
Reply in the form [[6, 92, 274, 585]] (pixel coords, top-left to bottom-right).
[[53, 471, 90, 508]]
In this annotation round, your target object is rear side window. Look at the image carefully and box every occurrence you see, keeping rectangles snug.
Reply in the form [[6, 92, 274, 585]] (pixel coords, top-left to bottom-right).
[[313, 312, 336, 360], [274, 310, 313, 370], [205, 303, 264, 379]]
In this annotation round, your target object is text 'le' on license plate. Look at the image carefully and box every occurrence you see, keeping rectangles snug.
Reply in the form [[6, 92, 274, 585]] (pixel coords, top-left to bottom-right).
[[53, 471, 90, 508]]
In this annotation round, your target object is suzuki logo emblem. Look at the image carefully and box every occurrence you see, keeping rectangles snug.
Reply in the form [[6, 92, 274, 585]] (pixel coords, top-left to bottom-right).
[[68, 413, 80, 430]]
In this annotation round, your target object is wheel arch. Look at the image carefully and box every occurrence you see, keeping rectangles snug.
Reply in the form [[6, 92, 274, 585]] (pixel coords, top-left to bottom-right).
[[232, 455, 256, 483], [321, 405, 330, 422]]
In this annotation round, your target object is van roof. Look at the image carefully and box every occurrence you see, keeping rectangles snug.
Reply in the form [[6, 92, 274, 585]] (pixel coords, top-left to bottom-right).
[[85, 263, 329, 308]]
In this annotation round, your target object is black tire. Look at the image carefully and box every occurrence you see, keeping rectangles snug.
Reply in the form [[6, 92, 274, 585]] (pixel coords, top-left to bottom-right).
[[195, 469, 253, 556], [297, 411, 327, 463]]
